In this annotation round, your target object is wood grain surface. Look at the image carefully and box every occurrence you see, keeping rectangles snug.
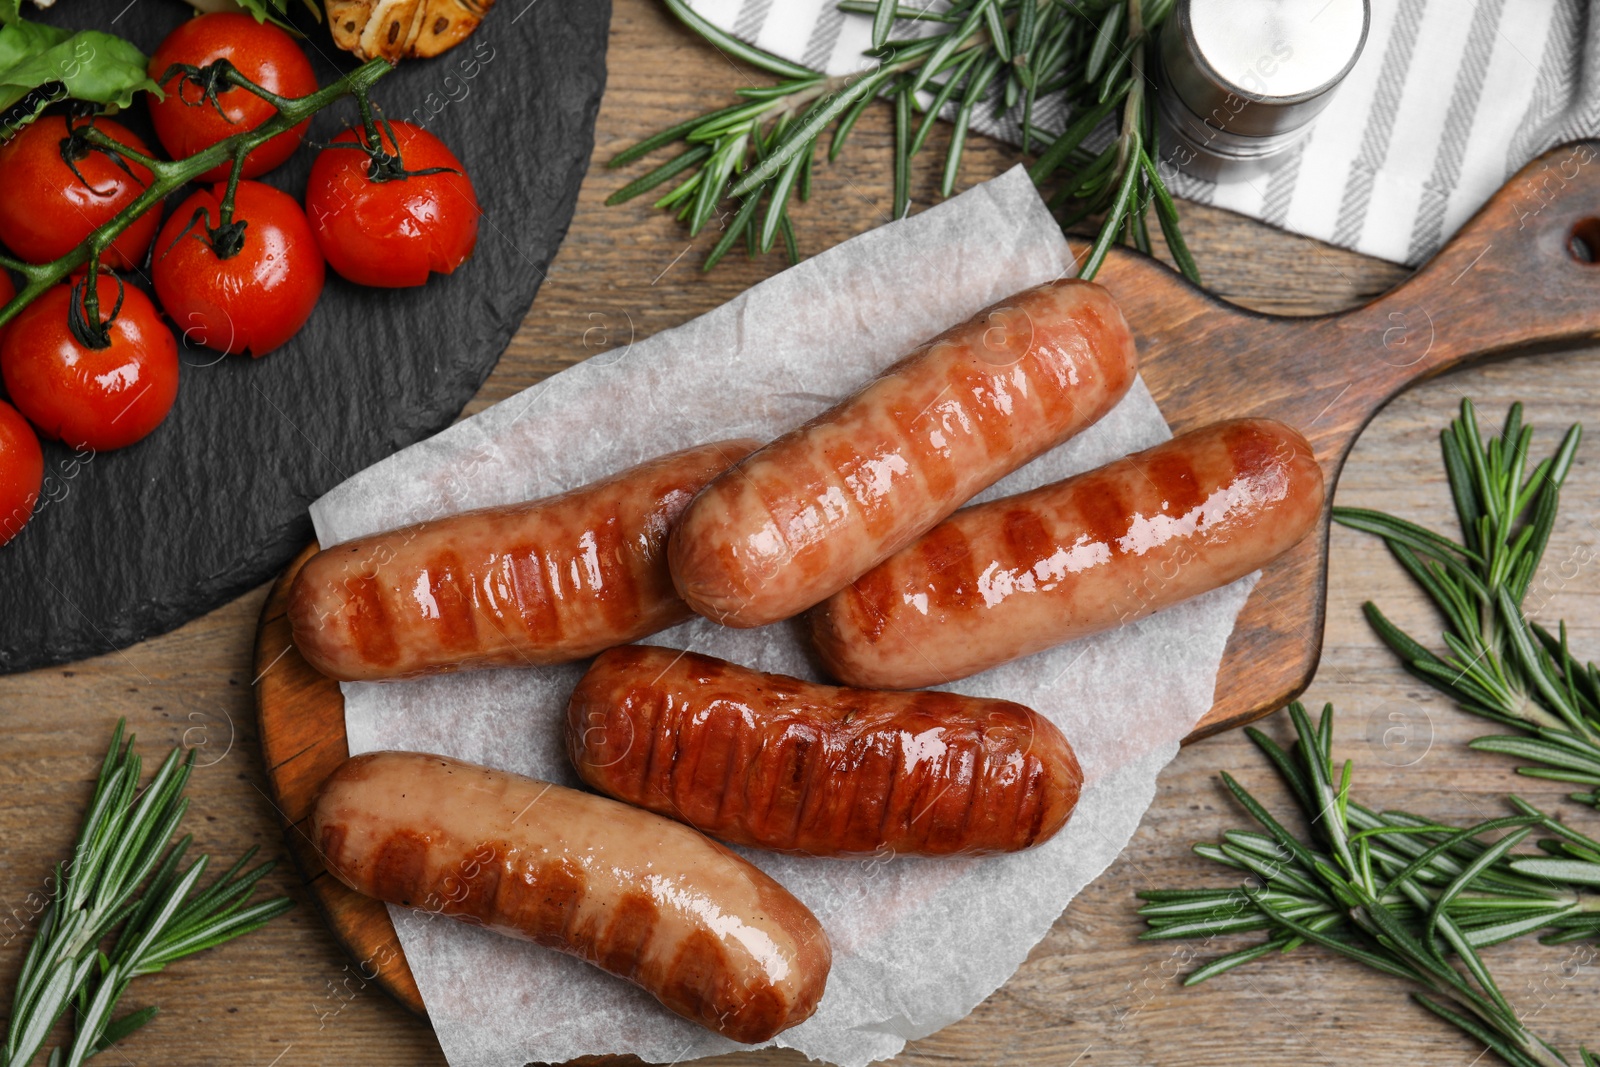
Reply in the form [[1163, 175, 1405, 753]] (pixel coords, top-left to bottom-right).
[[4, 1, 1599, 1064]]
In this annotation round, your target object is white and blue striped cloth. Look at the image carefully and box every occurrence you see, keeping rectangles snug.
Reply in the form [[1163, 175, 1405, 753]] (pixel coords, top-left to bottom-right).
[[685, 0, 1598, 265]]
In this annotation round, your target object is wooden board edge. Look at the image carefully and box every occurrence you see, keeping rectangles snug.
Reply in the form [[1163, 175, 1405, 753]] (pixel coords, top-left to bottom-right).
[[253, 542, 429, 1019]]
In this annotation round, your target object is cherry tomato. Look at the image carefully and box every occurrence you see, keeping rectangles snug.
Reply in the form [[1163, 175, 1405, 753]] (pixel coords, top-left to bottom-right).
[[0, 116, 159, 269], [1, 277, 179, 451], [153, 181, 325, 358], [305, 121, 479, 287], [148, 13, 318, 182], [0, 399, 43, 546]]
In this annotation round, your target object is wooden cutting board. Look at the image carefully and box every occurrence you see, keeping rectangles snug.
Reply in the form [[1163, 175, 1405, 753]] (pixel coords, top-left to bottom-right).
[[253, 140, 1600, 1023]]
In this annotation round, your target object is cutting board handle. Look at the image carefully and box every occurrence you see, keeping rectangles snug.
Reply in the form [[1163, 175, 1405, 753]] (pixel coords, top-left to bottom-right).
[[1331, 140, 1600, 395]]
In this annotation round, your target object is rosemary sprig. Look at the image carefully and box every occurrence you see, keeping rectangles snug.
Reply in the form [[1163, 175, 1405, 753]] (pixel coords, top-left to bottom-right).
[[1331, 401, 1600, 809], [609, 0, 1197, 281], [1141, 702, 1600, 1067], [4, 720, 293, 1067]]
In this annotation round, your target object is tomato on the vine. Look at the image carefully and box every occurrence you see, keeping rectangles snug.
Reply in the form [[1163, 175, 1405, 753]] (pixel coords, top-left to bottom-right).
[[305, 121, 479, 287], [148, 13, 318, 182], [153, 181, 325, 358], [1, 276, 179, 451], [0, 116, 160, 269], [0, 399, 42, 547]]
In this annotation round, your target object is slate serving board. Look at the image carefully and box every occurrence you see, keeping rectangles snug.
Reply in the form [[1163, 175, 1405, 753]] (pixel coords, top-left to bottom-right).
[[0, 0, 610, 673]]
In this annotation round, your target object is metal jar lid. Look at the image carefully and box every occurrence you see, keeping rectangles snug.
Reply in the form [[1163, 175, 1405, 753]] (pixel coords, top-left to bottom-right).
[[1158, 0, 1370, 144]]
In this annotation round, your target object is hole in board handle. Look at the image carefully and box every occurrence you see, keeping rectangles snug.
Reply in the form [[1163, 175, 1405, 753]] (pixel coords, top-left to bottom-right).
[[1568, 218, 1600, 263]]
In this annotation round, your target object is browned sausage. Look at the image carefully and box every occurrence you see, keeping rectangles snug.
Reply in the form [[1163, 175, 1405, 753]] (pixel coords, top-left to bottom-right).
[[313, 751, 831, 1043], [567, 645, 1082, 856], [289, 440, 759, 681], [668, 280, 1137, 628], [810, 418, 1325, 689]]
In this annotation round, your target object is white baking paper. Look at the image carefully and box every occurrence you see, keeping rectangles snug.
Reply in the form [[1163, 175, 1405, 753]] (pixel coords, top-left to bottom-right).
[[308, 164, 1257, 1067]]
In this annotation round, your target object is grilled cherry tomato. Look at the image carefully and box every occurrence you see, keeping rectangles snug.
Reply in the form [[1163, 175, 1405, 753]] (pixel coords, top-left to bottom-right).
[[0, 399, 43, 546], [0, 116, 159, 269], [304, 121, 479, 287], [1, 277, 179, 451], [148, 13, 318, 182], [153, 181, 325, 357]]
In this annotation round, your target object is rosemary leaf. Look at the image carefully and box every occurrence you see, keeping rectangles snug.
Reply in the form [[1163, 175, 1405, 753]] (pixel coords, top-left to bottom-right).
[[1146, 702, 1600, 1066], [616, 0, 1194, 277], [3, 722, 292, 1066], [1337, 402, 1600, 808]]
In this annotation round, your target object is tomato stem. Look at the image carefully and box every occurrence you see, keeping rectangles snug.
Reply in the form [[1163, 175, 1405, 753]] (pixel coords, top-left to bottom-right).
[[210, 147, 252, 259], [0, 56, 395, 332], [67, 258, 121, 351]]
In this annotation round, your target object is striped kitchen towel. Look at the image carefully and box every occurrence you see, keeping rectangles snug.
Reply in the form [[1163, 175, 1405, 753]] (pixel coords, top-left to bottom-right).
[[683, 0, 1599, 266]]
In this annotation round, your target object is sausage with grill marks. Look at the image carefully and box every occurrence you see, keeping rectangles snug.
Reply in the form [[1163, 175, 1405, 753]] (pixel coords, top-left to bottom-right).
[[810, 418, 1326, 690], [566, 645, 1082, 856], [288, 439, 759, 681], [313, 750, 831, 1043], [667, 280, 1137, 628]]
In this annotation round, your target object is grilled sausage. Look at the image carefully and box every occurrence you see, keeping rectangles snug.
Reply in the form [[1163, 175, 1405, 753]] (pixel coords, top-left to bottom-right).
[[810, 418, 1325, 689], [567, 645, 1082, 856], [289, 440, 759, 681], [313, 751, 831, 1043], [668, 280, 1137, 628]]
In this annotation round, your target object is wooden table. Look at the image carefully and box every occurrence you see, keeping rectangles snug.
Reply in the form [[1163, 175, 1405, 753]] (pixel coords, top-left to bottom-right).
[[3, 2, 1598, 1063]]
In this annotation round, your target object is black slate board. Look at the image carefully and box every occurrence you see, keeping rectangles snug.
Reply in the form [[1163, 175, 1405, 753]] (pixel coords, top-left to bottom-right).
[[0, 0, 610, 673]]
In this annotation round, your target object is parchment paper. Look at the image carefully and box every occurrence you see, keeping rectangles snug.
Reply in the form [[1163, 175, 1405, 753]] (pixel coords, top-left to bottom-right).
[[308, 165, 1257, 1067]]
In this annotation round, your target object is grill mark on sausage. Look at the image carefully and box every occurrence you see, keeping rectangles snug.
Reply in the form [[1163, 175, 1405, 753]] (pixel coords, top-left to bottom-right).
[[588, 509, 639, 634], [842, 570, 896, 643], [317, 821, 349, 867], [343, 575, 401, 667], [636, 683, 668, 811], [1142, 451, 1206, 517], [828, 437, 901, 543], [424, 550, 478, 652], [712, 701, 748, 831], [515, 856, 584, 947], [890, 389, 959, 504], [596, 891, 660, 976], [456, 845, 503, 922], [920, 523, 978, 612], [949, 362, 1017, 461], [506, 544, 561, 646], [367, 829, 431, 907], [663, 929, 736, 1033], [1001, 507, 1057, 569], [1223, 419, 1281, 481], [1071, 473, 1132, 553]]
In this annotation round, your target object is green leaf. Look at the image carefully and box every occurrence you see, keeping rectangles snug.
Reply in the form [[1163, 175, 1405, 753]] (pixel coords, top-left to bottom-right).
[[93, 1005, 158, 1054], [703, 188, 763, 273], [606, 145, 713, 206], [1470, 735, 1600, 774], [661, 0, 813, 79], [1463, 906, 1576, 948], [0, 22, 161, 125], [729, 67, 893, 199], [1076, 134, 1142, 280], [225, 0, 315, 31], [870, 0, 897, 52], [1508, 857, 1600, 884]]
